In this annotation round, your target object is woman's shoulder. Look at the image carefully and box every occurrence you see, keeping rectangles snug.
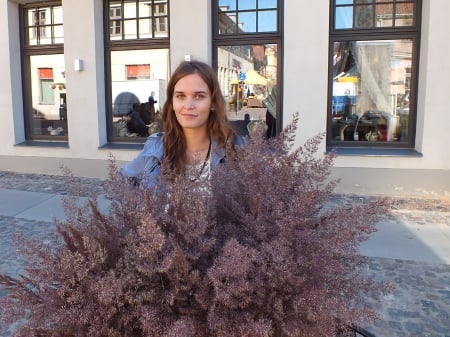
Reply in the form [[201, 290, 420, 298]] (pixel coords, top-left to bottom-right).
[[120, 132, 164, 179], [141, 132, 165, 158], [231, 133, 246, 146]]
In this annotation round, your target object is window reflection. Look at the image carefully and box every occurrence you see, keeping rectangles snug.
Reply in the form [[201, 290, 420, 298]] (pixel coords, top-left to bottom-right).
[[110, 49, 169, 138], [331, 40, 412, 143], [108, 0, 168, 40], [29, 54, 67, 137], [124, 20, 138, 39], [238, 12, 256, 32], [219, 0, 236, 11], [258, 10, 277, 32], [26, 6, 64, 46], [259, 0, 277, 9], [217, 44, 278, 138], [238, 0, 256, 11], [335, 1, 415, 30], [218, 0, 278, 34]]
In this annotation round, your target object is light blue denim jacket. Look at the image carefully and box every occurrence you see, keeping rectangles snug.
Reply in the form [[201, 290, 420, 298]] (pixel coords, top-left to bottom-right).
[[121, 132, 244, 188]]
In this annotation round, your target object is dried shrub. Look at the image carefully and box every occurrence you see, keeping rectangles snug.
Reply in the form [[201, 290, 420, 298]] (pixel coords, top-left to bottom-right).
[[0, 114, 392, 336]]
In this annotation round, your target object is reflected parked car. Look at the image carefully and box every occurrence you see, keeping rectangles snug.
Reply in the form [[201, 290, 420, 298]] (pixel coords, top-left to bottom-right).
[[397, 92, 410, 141], [397, 92, 409, 115], [358, 110, 389, 141]]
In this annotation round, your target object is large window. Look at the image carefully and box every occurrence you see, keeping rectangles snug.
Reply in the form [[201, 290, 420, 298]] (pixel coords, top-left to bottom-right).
[[213, 0, 282, 138], [21, 2, 67, 140], [105, 0, 170, 142], [328, 0, 421, 148]]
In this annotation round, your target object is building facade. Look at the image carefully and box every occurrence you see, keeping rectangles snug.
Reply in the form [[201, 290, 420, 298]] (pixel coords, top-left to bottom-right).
[[1, 0, 449, 197]]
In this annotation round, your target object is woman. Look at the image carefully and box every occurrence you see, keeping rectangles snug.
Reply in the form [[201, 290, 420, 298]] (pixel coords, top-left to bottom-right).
[[121, 60, 244, 187]]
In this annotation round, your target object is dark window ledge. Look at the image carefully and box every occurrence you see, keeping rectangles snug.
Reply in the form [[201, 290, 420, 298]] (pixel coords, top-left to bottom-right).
[[99, 142, 145, 150], [15, 140, 69, 148], [327, 147, 422, 157]]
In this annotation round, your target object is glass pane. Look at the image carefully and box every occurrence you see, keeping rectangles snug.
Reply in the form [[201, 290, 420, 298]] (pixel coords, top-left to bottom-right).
[[238, 11, 256, 32], [124, 20, 137, 39], [39, 26, 53, 45], [109, 0, 121, 8], [259, 0, 277, 9], [375, 4, 393, 27], [219, 12, 237, 34], [217, 44, 278, 138], [238, 0, 256, 10], [336, 0, 353, 4], [155, 17, 168, 37], [139, 18, 152, 38], [53, 6, 63, 24], [54, 24, 64, 44], [28, 27, 37, 45], [154, 2, 168, 16], [331, 40, 413, 143], [27, 9, 34, 27], [110, 49, 170, 138], [110, 19, 122, 39], [258, 10, 277, 32], [109, 1, 122, 20], [138, 1, 152, 17], [219, 0, 236, 11], [123, 1, 137, 19], [29, 54, 67, 138], [355, 5, 374, 28], [395, 2, 414, 27], [335, 6, 353, 29]]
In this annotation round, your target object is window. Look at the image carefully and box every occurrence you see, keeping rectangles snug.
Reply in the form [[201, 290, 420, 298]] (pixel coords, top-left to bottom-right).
[[213, 0, 282, 137], [105, 0, 170, 141], [109, 6, 122, 36], [21, 2, 67, 140], [25, 4, 63, 46], [126, 64, 151, 80], [328, 0, 421, 148], [108, 0, 168, 41], [38, 68, 55, 104]]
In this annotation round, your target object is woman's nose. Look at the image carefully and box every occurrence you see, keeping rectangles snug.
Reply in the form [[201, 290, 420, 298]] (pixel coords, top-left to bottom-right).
[[184, 99, 195, 109]]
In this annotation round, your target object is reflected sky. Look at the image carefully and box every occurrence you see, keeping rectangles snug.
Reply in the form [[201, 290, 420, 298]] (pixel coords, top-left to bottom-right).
[[219, 0, 278, 32]]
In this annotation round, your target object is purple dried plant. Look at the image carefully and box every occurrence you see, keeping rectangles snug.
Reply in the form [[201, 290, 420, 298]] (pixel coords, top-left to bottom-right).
[[0, 114, 392, 336]]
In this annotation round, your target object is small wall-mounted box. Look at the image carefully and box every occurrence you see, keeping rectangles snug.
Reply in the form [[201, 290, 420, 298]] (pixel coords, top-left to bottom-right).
[[74, 59, 83, 72]]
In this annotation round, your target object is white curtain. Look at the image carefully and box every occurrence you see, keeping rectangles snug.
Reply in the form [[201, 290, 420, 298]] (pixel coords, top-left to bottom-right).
[[352, 42, 393, 115]]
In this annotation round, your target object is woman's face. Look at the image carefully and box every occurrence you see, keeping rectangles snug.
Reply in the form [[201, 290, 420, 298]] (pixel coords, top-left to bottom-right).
[[172, 73, 212, 132]]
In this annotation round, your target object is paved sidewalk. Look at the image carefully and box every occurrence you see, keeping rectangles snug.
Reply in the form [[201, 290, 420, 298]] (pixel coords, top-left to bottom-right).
[[0, 171, 449, 336]]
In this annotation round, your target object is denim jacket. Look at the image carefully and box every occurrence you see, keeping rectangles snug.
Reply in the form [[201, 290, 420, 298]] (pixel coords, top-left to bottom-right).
[[120, 132, 245, 188]]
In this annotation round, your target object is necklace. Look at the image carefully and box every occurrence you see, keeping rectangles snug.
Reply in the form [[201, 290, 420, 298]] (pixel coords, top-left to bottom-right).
[[197, 139, 211, 180], [188, 139, 211, 181]]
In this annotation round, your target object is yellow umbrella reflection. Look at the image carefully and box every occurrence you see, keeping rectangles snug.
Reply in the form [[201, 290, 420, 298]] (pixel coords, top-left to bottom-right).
[[244, 70, 267, 85], [230, 70, 267, 85]]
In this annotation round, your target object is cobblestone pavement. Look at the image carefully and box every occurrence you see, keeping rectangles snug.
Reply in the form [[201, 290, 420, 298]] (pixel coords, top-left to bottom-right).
[[1, 171, 449, 336]]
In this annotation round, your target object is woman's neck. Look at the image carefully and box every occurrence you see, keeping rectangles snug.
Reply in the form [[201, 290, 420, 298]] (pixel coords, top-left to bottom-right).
[[184, 129, 210, 151], [184, 129, 211, 165]]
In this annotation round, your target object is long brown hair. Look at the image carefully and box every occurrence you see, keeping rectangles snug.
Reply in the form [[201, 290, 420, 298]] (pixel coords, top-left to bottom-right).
[[162, 60, 235, 174]]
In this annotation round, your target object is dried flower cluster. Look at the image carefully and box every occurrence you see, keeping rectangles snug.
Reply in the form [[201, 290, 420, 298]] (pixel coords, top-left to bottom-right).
[[0, 115, 391, 337]]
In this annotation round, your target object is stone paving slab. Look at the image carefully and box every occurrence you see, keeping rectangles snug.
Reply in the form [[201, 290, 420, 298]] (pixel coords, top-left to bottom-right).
[[0, 188, 111, 223], [0, 189, 55, 217], [360, 218, 450, 264]]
